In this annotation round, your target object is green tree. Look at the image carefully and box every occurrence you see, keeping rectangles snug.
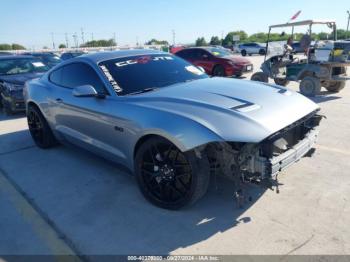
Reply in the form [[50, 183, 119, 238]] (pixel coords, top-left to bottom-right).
[[11, 43, 25, 50], [195, 37, 207, 46], [334, 29, 347, 40], [145, 39, 169, 45], [81, 39, 116, 48], [0, 43, 25, 50], [59, 44, 67, 49], [223, 31, 248, 46], [0, 44, 12, 50], [209, 36, 221, 45], [248, 33, 267, 43]]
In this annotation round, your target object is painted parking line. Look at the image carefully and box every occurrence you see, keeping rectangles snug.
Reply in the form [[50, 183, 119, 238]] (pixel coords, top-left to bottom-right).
[[0, 170, 82, 261]]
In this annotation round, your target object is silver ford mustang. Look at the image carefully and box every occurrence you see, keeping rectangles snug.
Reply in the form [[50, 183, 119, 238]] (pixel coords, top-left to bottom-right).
[[24, 49, 321, 209]]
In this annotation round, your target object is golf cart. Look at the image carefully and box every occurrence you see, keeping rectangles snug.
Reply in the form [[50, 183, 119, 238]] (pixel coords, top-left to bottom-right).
[[251, 20, 350, 96]]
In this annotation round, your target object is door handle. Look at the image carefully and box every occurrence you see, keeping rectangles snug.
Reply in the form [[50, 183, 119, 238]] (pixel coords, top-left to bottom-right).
[[55, 98, 63, 103]]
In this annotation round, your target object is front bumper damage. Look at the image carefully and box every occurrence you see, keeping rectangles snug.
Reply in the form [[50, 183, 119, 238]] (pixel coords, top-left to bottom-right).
[[202, 110, 322, 206]]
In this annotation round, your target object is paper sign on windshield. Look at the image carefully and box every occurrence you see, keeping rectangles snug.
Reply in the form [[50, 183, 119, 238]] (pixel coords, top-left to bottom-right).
[[32, 62, 45, 67]]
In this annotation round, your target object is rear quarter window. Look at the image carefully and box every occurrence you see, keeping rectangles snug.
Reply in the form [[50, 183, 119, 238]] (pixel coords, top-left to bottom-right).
[[49, 68, 62, 85]]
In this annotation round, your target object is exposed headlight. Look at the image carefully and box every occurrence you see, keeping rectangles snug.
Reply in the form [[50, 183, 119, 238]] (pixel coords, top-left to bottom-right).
[[3, 82, 23, 91]]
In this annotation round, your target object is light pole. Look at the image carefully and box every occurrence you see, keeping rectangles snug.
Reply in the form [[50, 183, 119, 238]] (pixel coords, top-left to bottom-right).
[[172, 29, 175, 45], [81, 28, 85, 46], [72, 33, 78, 48], [113, 32, 116, 46], [65, 33, 69, 48], [51, 32, 55, 50], [347, 10, 350, 39]]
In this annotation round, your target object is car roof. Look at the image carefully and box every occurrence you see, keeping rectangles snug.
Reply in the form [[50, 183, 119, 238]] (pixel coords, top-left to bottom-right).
[[178, 47, 206, 52], [28, 52, 56, 55], [62, 51, 84, 54], [0, 55, 36, 60], [79, 49, 164, 63]]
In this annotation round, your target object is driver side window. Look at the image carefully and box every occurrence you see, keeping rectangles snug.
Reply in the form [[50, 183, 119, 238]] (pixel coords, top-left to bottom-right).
[[61, 63, 107, 94]]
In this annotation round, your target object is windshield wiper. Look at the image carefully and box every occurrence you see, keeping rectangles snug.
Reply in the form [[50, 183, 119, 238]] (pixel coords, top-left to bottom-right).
[[127, 87, 158, 96]]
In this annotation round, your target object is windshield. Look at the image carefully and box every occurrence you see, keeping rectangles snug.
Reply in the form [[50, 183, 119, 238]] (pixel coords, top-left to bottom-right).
[[0, 58, 49, 75], [44, 55, 62, 63], [206, 47, 232, 57], [99, 54, 208, 95]]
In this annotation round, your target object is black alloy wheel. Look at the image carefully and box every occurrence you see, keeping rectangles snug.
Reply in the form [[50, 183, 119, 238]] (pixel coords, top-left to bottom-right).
[[135, 137, 210, 209], [27, 105, 58, 148]]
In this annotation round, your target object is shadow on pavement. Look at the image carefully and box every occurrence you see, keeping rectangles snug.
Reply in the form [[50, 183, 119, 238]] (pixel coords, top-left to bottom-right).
[[0, 129, 267, 255], [0, 110, 26, 122], [295, 91, 342, 104]]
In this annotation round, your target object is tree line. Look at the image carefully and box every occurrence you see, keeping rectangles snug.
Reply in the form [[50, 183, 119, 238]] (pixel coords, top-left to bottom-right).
[[195, 29, 349, 47], [1, 29, 348, 51], [0, 43, 26, 50]]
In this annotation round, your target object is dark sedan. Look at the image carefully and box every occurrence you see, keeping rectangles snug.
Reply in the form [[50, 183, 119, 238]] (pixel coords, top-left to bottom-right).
[[0, 55, 49, 114], [0, 52, 14, 56], [175, 47, 253, 77], [23, 52, 62, 68]]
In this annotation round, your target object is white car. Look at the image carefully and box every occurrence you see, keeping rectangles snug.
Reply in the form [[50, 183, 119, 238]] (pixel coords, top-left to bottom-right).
[[239, 42, 266, 56]]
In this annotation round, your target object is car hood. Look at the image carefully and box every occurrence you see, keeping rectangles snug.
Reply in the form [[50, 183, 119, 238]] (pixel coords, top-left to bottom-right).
[[127, 78, 319, 143], [0, 72, 44, 85]]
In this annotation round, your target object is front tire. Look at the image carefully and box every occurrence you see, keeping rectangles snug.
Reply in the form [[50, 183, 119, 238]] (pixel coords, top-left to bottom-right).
[[274, 78, 290, 86], [212, 65, 226, 77], [241, 50, 247, 56], [27, 104, 58, 148], [135, 137, 210, 210], [251, 72, 268, 83], [322, 81, 345, 93], [299, 76, 321, 97]]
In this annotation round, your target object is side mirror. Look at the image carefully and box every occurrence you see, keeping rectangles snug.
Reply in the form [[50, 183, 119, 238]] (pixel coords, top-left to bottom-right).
[[202, 54, 209, 59], [73, 85, 104, 98]]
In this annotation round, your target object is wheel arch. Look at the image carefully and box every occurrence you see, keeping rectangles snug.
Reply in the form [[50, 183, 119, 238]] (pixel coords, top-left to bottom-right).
[[297, 68, 317, 80], [26, 100, 41, 113], [133, 134, 162, 159], [133, 121, 224, 161]]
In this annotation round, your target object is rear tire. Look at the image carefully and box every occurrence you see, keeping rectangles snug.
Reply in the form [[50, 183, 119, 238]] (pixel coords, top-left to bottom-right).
[[251, 72, 268, 83], [27, 104, 58, 148], [212, 65, 226, 77], [274, 78, 290, 86], [241, 50, 247, 56], [322, 81, 345, 93], [135, 137, 210, 210], [259, 49, 266, 55], [299, 76, 321, 97]]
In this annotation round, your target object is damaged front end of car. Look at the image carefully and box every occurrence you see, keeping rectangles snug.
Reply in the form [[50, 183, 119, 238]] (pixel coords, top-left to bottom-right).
[[197, 110, 323, 206]]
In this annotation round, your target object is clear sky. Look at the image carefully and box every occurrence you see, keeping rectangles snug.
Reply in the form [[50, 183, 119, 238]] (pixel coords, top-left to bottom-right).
[[0, 0, 349, 49]]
